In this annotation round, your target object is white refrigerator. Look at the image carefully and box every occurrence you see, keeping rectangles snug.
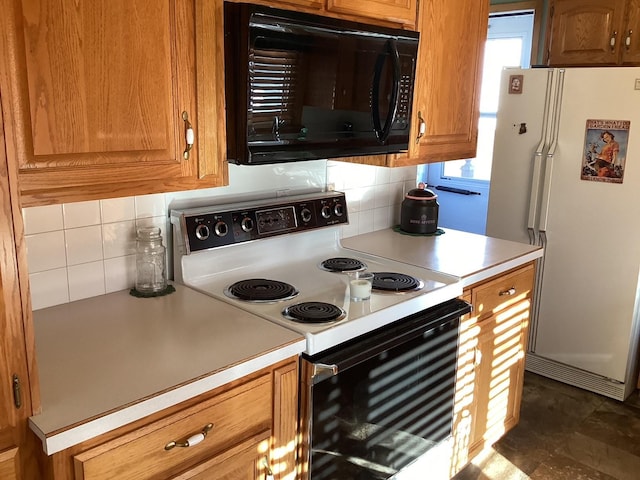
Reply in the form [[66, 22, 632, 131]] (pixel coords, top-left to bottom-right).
[[486, 67, 640, 401]]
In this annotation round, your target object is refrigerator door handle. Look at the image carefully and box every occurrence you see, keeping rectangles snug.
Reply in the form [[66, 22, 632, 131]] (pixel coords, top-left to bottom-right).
[[538, 69, 565, 235], [527, 69, 555, 245]]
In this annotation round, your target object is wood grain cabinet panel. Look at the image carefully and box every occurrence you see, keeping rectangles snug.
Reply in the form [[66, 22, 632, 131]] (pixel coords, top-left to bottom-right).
[[40, 358, 299, 480], [73, 375, 272, 480], [326, 0, 417, 27], [0, 448, 19, 480], [621, 0, 640, 64], [546, 0, 640, 65], [170, 431, 271, 480], [450, 263, 535, 476], [0, 0, 228, 206]]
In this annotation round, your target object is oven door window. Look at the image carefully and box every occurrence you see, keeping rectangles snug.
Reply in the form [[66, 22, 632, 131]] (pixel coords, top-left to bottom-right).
[[308, 315, 460, 479]]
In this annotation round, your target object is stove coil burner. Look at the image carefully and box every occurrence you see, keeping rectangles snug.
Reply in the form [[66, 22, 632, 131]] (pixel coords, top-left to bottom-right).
[[282, 302, 346, 323], [320, 257, 367, 272], [225, 279, 299, 302], [372, 272, 424, 292]]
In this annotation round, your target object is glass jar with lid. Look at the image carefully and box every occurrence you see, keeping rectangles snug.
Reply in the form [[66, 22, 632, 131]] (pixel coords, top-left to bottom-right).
[[135, 226, 167, 294]]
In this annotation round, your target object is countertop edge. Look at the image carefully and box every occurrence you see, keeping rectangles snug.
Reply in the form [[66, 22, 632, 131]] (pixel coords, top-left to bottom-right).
[[460, 250, 543, 288], [29, 339, 306, 455]]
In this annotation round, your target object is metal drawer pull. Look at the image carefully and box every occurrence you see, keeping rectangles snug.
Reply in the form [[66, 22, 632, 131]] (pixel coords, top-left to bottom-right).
[[499, 287, 516, 296], [164, 423, 214, 450]]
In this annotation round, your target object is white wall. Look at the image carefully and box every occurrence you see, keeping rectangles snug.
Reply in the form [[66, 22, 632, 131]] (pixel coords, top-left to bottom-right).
[[23, 161, 417, 310]]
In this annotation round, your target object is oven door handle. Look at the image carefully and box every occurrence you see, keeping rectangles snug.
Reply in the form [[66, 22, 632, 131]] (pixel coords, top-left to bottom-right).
[[306, 299, 471, 385], [311, 363, 339, 383]]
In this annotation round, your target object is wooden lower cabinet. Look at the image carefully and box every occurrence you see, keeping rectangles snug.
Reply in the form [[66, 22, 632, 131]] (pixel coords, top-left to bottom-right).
[[170, 431, 271, 480], [450, 263, 535, 476], [0, 448, 19, 480], [43, 357, 298, 480]]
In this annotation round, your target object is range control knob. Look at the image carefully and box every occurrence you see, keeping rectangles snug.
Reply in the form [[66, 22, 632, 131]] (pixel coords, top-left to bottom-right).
[[334, 203, 345, 217], [321, 205, 332, 219], [195, 224, 210, 240], [241, 217, 254, 232], [214, 221, 228, 237], [301, 208, 312, 223]]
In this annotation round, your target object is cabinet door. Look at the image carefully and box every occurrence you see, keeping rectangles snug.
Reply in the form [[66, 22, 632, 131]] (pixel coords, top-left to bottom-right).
[[621, 0, 640, 64], [0, 0, 227, 206], [0, 90, 40, 479], [170, 431, 270, 480], [407, 0, 488, 164], [546, 0, 626, 66], [326, 0, 417, 27], [467, 315, 526, 458]]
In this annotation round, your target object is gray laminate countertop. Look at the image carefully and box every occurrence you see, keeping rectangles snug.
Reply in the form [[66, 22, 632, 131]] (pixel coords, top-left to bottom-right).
[[342, 228, 543, 287], [29, 284, 305, 455]]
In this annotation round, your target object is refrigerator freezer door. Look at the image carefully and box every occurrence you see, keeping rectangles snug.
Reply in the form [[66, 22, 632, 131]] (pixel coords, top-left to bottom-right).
[[486, 68, 556, 245]]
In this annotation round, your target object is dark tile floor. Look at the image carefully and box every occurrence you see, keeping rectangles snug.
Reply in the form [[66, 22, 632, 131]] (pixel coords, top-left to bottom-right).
[[453, 372, 640, 480]]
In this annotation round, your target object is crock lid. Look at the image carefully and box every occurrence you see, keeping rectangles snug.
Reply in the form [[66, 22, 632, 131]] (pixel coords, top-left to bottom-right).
[[405, 183, 437, 200]]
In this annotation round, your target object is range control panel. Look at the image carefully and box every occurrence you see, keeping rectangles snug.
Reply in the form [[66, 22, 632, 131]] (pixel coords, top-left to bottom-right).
[[174, 192, 349, 253]]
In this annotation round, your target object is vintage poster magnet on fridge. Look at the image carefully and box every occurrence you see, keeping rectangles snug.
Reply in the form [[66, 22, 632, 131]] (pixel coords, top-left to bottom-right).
[[581, 119, 630, 184]]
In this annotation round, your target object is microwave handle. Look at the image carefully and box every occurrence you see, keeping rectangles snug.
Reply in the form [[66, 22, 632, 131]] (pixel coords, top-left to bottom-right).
[[372, 39, 400, 143]]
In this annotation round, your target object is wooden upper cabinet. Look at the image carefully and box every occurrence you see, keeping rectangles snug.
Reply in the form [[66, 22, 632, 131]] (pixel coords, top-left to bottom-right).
[[326, 0, 417, 27], [406, 0, 488, 164], [545, 0, 640, 66], [621, 0, 640, 64], [0, 0, 228, 207]]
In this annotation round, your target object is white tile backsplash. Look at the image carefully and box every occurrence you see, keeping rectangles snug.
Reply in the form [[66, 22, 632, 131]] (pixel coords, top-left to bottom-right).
[[328, 161, 417, 239], [68, 261, 106, 301], [65, 226, 103, 266], [29, 268, 69, 310], [62, 201, 101, 228], [102, 221, 136, 259], [26, 231, 67, 273], [24, 160, 417, 309], [135, 194, 166, 219], [101, 197, 135, 223], [104, 255, 136, 294], [23, 204, 64, 234]]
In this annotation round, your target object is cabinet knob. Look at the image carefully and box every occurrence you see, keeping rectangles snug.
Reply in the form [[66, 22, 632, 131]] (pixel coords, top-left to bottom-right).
[[626, 30, 633, 50], [164, 423, 214, 450], [610, 31, 618, 51]]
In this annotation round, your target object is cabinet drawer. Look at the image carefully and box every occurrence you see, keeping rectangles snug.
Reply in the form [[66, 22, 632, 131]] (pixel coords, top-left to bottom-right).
[[73, 374, 272, 480], [471, 265, 534, 322]]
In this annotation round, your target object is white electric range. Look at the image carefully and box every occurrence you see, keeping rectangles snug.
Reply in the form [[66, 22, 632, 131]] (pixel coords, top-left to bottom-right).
[[170, 191, 462, 355]]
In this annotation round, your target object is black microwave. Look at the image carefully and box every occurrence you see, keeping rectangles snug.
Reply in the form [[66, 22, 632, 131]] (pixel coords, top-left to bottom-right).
[[224, 3, 420, 165]]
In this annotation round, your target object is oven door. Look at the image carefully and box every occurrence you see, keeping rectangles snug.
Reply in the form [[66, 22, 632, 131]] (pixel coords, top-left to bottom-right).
[[300, 299, 471, 480]]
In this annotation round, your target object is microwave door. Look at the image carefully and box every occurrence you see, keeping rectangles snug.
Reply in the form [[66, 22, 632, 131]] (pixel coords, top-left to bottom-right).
[[372, 39, 401, 144]]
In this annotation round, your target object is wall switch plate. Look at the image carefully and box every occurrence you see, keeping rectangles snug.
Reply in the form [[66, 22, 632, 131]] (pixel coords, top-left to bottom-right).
[[635, 78, 640, 90]]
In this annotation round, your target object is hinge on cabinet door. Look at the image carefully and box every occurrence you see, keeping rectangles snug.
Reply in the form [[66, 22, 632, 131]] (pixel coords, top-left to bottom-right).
[[12, 374, 22, 409], [549, 5, 554, 19]]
